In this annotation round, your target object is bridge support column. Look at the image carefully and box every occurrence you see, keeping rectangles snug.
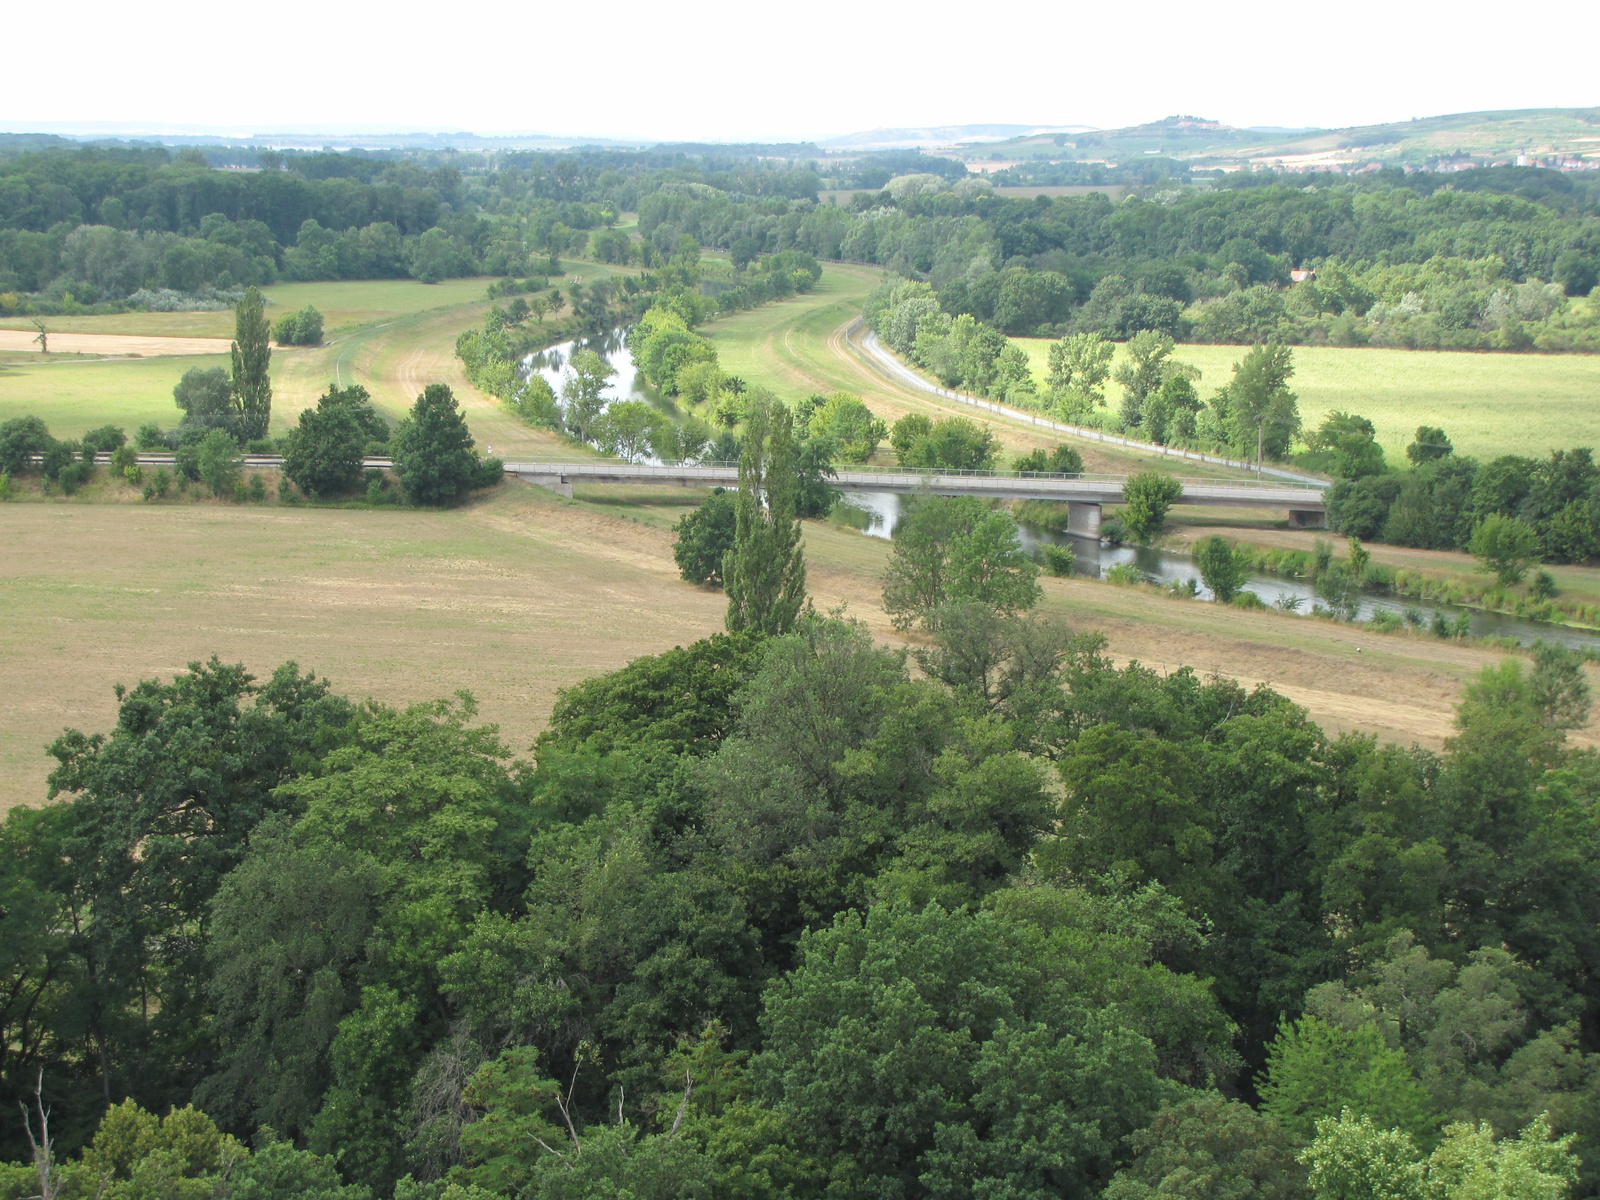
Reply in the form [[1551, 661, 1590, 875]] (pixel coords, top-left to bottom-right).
[[1067, 501, 1102, 539], [521, 474, 573, 499], [1288, 508, 1325, 529]]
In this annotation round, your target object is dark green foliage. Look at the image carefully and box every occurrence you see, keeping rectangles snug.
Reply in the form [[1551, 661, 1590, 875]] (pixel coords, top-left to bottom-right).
[[1310, 411, 1387, 479], [891, 414, 999, 470], [1194, 535, 1248, 601], [196, 428, 242, 497], [673, 488, 738, 586], [392, 383, 486, 505], [1014, 444, 1084, 475], [272, 305, 324, 345], [1120, 471, 1184, 542], [231, 286, 273, 441], [173, 365, 240, 434], [284, 384, 383, 497], [881, 495, 1040, 631], [79, 424, 125, 457], [1407, 425, 1453, 465], [0, 415, 52, 473], [724, 394, 806, 636], [1105, 1095, 1307, 1200], [8, 575, 1600, 1195]]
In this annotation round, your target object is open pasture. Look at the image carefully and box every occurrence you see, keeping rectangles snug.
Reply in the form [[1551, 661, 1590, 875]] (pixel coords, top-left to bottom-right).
[[1013, 337, 1600, 461]]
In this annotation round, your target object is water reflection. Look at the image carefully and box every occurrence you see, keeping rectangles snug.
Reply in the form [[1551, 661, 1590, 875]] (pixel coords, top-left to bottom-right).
[[521, 327, 679, 422], [837, 492, 1600, 651]]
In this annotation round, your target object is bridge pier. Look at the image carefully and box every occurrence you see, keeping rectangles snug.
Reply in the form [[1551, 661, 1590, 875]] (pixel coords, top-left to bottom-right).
[[521, 472, 573, 498], [1288, 508, 1325, 529], [1067, 501, 1102, 539]]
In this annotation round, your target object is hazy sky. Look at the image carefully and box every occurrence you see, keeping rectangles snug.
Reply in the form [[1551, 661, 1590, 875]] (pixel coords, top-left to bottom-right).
[[7, 0, 1598, 141]]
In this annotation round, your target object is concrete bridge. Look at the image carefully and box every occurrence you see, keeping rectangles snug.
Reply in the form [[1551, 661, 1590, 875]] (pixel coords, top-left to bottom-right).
[[503, 460, 1327, 536]]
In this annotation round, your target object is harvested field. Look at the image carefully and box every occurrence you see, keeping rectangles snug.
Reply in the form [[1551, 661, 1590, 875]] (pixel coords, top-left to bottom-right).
[[0, 331, 234, 356], [7, 478, 1596, 813]]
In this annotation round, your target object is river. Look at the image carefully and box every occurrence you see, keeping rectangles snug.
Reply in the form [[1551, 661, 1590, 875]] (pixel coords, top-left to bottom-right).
[[838, 492, 1600, 652]]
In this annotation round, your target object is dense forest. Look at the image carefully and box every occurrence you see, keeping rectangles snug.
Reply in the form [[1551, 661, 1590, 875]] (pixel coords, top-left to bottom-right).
[[3, 609, 1599, 1199], [3, 139, 1597, 353]]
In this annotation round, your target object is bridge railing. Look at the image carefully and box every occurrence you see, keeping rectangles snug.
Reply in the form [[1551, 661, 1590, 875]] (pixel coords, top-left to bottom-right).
[[504, 459, 1326, 496]]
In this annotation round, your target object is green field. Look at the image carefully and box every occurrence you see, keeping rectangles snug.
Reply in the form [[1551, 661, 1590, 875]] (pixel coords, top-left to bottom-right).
[[1013, 337, 1600, 461], [0, 353, 233, 437]]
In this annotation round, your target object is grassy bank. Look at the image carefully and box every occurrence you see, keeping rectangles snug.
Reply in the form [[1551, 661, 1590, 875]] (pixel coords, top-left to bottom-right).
[[1012, 336, 1600, 462]]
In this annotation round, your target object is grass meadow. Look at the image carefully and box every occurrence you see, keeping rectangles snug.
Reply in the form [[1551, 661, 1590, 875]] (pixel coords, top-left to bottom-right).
[[1013, 337, 1600, 462]]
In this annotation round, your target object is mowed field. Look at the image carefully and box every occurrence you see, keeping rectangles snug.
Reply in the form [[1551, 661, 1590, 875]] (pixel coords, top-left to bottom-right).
[[1012, 337, 1600, 461], [5, 477, 1598, 814]]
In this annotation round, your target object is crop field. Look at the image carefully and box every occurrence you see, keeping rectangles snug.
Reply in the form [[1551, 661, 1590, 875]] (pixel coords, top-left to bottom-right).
[[1013, 337, 1600, 461], [7, 475, 1597, 813]]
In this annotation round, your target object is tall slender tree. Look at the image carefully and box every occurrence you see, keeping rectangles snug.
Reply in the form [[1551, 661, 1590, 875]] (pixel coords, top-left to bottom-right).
[[231, 286, 272, 440], [724, 392, 806, 635]]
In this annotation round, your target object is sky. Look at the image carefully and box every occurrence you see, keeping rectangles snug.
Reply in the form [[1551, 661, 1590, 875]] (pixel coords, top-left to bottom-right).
[[6, 0, 1598, 142]]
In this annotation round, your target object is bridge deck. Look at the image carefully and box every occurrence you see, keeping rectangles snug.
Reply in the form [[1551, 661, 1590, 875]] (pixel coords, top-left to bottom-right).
[[502, 460, 1327, 511]]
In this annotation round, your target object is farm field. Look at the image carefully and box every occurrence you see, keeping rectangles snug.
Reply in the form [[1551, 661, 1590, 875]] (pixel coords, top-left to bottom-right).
[[5, 476, 1597, 813], [1012, 337, 1600, 461], [0, 267, 625, 445]]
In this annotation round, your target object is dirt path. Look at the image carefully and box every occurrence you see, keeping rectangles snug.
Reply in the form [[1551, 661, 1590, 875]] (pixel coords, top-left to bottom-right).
[[1, 331, 234, 356]]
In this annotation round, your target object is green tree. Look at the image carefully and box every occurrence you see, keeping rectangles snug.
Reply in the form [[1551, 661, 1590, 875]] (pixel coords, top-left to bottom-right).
[[197, 428, 242, 497], [1407, 425, 1453, 466], [595, 399, 662, 463], [1469, 513, 1542, 584], [895, 416, 999, 471], [1260, 1014, 1439, 1143], [283, 384, 380, 497], [803, 393, 886, 463], [173, 366, 240, 434], [1120, 471, 1184, 542], [1114, 330, 1177, 427], [1046, 331, 1114, 418], [272, 305, 324, 346], [724, 394, 806, 636], [560, 349, 615, 444], [231, 286, 272, 441], [1105, 1095, 1307, 1200], [392, 384, 489, 506], [673, 489, 738, 587], [0, 415, 52, 474], [882, 495, 1040, 631], [1214, 344, 1300, 461], [1194, 535, 1248, 602], [1013, 444, 1084, 475], [1312, 411, 1387, 480], [890, 413, 933, 464], [1300, 1110, 1427, 1200]]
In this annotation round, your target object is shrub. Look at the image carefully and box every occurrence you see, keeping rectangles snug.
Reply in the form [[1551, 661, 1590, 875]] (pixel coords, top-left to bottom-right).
[[1119, 471, 1183, 542], [197, 429, 242, 497], [1194, 535, 1248, 602], [673, 488, 739, 587], [1529, 569, 1559, 600], [0, 415, 52, 474], [1041, 543, 1077, 576], [1230, 590, 1267, 609], [0, 472, 11, 501], [248, 473, 267, 503], [272, 305, 324, 345], [1104, 561, 1146, 586], [57, 460, 88, 494]]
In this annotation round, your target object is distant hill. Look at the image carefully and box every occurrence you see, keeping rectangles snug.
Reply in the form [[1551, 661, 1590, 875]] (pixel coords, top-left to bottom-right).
[[954, 109, 1600, 172], [820, 124, 1096, 151]]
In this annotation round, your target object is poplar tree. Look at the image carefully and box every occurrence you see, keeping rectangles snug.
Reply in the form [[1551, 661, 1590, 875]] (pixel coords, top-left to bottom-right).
[[231, 286, 273, 440], [724, 392, 806, 635]]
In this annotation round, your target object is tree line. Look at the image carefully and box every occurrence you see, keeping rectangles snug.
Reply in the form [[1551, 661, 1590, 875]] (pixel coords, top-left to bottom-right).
[[5, 534, 1600, 1199]]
